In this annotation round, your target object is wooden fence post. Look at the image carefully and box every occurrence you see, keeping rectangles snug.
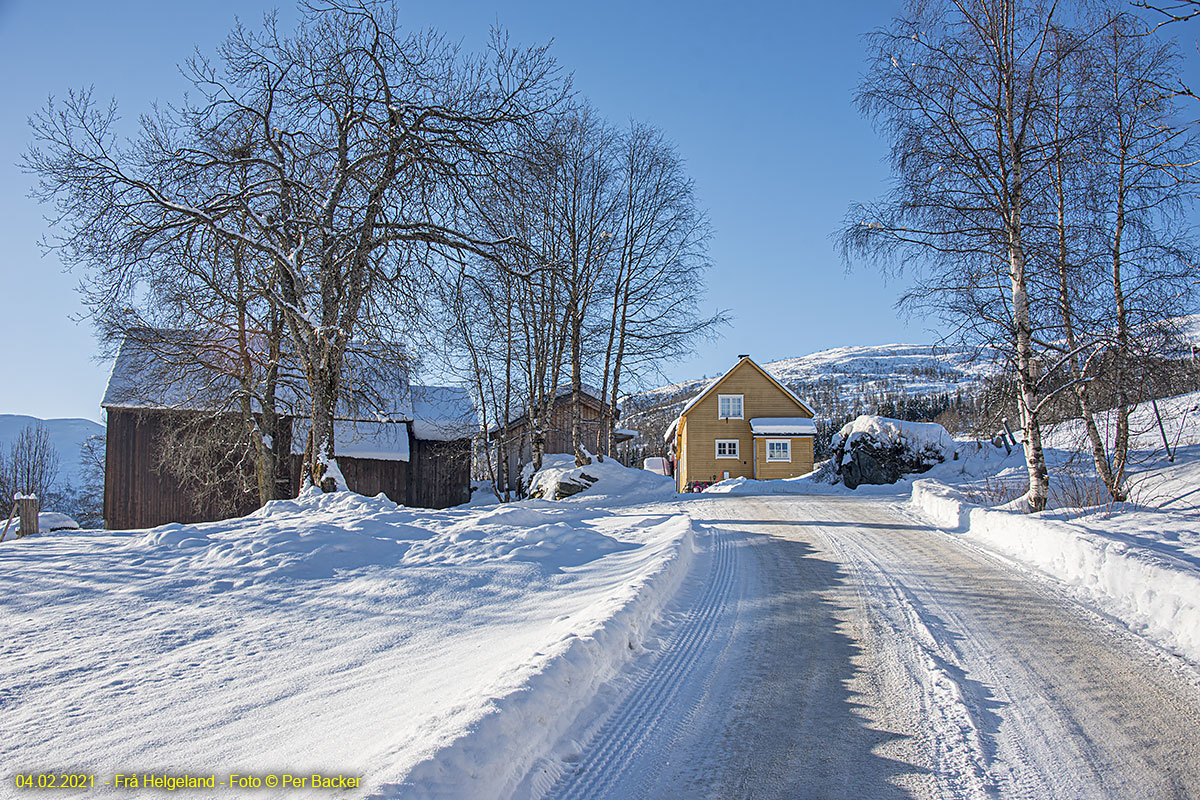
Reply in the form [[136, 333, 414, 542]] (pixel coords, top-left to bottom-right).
[[0, 500, 16, 543], [16, 496, 38, 538]]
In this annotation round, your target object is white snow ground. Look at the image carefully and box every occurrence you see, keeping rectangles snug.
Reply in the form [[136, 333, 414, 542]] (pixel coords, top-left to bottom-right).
[[907, 392, 1200, 666], [1, 459, 695, 798], [537, 494, 1200, 798], [6, 392, 1200, 798]]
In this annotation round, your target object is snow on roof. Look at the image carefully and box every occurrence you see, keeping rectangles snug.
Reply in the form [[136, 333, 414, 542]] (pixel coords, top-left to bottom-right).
[[410, 385, 478, 441], [664, 416, 680, 444], [678, 375, 724, 418], [291, 420, 411, 462], [102, 332, 477, 441], [679, 357, 816, 418], [101, 332, 269, 413], [749, 417, 818, 436], [557, 382, 605, 401]]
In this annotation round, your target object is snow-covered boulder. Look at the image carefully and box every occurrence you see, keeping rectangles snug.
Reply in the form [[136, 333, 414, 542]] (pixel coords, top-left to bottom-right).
[[526, 453, 674, 502], [832, 416, 956, 489]]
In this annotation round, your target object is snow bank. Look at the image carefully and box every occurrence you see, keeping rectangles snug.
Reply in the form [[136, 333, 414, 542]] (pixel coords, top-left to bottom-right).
[[527, 453, 676, 504], [396, 514, 696, 799], [911, 479, 1200, 665], [911, 480, 971, 531], [1, 483, 699, 798]]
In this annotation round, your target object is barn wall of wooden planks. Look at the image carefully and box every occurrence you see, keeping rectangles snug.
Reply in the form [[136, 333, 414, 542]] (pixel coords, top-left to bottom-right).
[[104, 409, 471, 530]]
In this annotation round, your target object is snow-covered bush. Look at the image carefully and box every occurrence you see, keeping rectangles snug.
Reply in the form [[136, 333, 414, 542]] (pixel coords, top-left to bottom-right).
[[831, 415, 956, 489]]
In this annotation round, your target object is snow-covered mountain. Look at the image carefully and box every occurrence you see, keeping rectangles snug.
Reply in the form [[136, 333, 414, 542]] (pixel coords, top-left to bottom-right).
[[0, 414, 105, 490], [629, 342, 998, 424], [764, 342, 997, 399]]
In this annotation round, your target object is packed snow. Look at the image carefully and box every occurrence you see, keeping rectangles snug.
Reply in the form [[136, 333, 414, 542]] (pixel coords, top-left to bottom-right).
[[1, 460, 697, 797]]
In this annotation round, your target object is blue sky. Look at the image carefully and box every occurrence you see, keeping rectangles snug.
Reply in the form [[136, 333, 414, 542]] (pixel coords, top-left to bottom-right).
[[2, 1, 1194, 422]]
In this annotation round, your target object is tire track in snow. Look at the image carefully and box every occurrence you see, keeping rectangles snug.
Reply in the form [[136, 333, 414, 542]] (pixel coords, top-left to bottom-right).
[[817, 517, 994, 799], [544, 528, 736, 800], [826, 497, 1200, 798]]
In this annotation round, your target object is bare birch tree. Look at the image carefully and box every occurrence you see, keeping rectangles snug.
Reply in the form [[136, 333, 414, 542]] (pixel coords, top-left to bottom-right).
[[1078, 8, 1197, 497], [599, 121, 720, 456], [27, 1, 564, 492], [3, 425, 61, 504], [842, 0, 1067, 511]]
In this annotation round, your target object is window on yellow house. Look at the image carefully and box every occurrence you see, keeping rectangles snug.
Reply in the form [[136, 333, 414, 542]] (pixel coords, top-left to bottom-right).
[[766, 439, 791, 462], [717, 394, 743, 419]]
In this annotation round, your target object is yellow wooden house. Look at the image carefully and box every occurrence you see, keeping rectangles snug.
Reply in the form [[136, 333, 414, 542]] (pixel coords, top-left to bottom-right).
[[667, 355, 817, 492]]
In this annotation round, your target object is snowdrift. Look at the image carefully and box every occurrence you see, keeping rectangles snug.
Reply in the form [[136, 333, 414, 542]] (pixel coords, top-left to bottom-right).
[[394, 513, 696, 799], [0, 484, 698, 798]]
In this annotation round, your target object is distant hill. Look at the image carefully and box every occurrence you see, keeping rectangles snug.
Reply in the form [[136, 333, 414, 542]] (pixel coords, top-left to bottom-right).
[[0, 415, 106, 490], [622, 342, 999, 456], [636, 343, 996, 414]]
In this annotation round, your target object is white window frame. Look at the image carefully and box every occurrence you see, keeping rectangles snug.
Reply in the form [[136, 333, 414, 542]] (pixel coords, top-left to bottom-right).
[[715, 438, 740, 459], [766, 439, 791, 462], [717, 394, 744, 420]]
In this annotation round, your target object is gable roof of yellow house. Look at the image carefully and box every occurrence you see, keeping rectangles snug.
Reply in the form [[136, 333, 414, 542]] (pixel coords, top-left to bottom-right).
[[670, 356, 817, 492]]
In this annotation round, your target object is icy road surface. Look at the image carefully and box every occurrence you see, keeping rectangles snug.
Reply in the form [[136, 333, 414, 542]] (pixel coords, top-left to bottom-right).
[[538, 494, 1200, 799]]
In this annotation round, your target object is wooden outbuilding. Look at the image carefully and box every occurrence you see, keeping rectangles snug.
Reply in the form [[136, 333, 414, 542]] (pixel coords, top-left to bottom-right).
[[490, 385, 635, 490], [101, 337, 476, 530], [667, 356, 817, 492]]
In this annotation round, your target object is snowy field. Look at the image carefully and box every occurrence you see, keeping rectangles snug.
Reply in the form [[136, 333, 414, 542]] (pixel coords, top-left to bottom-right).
[[1, 457, 696, 798], [6, 396, 1199, 797]]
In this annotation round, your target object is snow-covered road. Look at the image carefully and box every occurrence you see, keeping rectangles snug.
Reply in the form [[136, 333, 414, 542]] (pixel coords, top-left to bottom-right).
[[542, 494, 1200, 799]]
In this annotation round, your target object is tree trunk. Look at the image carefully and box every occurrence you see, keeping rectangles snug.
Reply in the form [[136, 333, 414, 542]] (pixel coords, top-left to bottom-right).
[[1011, 256, 1050, 513], [1003, 18, 1049, 513], [307, 353, 343, 492], [570, 308, 589, 467], [1049, 111, 1121, 501], [1110, 140, 1132, 495]]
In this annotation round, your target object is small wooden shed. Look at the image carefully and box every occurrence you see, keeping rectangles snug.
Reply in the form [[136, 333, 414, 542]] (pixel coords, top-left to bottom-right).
[[490, 385, 635, 489]]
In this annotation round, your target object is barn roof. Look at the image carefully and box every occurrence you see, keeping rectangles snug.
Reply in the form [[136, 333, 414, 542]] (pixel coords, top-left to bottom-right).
[[101, 333, 476, 442], [488, 383, 612, 434], [291, 419, 411, 461]]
